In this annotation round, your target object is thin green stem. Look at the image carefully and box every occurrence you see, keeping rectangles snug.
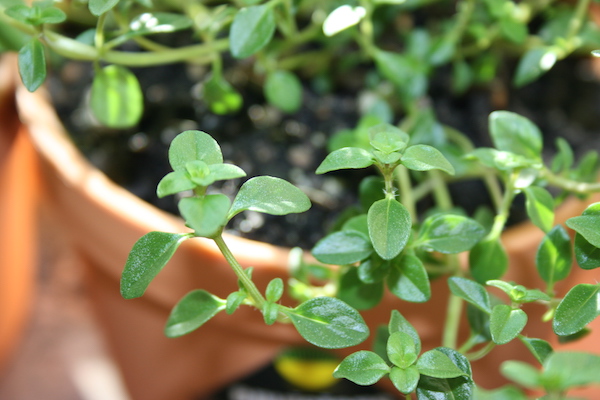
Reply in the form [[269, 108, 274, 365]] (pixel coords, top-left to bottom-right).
[[442, 256, 463, 349], [395, 165, 417, 222], [465, 341, 496, 361], [213, 235, 266, 309], [486, 172, 518, 241], [94, 13, 107, 52], [429, 170, 453, 211], [42, 29, 229, 66], [541, 167, 600, 194], [565, 0, 592, 45]]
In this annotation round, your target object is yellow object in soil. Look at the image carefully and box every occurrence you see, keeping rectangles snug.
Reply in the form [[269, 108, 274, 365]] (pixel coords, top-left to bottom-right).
[[274, 348, 340, 392]]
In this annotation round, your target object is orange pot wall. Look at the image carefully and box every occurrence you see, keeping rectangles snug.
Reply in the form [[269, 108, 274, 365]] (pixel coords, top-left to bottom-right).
[[12, 54, 600, 399], [0, 55, 38, 374]]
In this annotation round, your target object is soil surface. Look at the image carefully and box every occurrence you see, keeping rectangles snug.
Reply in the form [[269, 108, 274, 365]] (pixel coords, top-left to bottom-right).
[[47, 55, 600, 249]]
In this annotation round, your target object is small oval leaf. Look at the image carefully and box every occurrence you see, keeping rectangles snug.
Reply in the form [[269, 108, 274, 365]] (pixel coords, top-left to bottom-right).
[[121, 232, 189, 299], [286, 297, 370, 349], [18, 38, 46, 92], [553, 284, 600, 336], [490, 305, 527, 345], [229, 176, 311, 218], [165, 290, 225, 337], [90, 65, 143, 128], [230, 5, 276, 58], [368, 198, 411, 260], [333, 350, 390, 385]]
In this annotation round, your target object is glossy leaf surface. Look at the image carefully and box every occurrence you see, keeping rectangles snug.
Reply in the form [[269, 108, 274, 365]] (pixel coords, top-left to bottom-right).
[[169, 130, 223, 171], [333, 351, 390, 385], [165, 290, 225, 337], [469, 238, 508, 284], [312, 231, 372, 265], [229, 176, 311, 218], [317, 147, 374, 174], [417, 214, 485, 254], [523, 186, 555, 233], [536, 225, 572, 286], [489, 111, 542, 160], [368, 198, 411, 260], [387, 254, 430, 303], [490, 304, 527, 344], [401, 144, 455, 175], [390, 365, 420, 394], [230, 5, 275, 58], [448, 277, 491, 314], [121, 231, 189, 299], [553, 284, 600, 336], [178, 194, 230, 238], [287, 297, 369, 349]]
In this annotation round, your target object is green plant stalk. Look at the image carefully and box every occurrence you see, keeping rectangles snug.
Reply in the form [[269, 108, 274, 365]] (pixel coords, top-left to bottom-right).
[[395, 165, 417, 222], [442, 256, 463, 349], [213, 234, 267, 309], [565, 0, 592, 46], [541, 168, 600, 194], [94, 13, 107, 51], [429, 170, 453, 211], [486, 172, 518, 241], [465, 341, 496, 361]]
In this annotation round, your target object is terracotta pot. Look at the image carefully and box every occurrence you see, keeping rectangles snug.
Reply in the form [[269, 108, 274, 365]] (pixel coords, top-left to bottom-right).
[[0, 54, 38, 373], [8, 53, 600, 399]]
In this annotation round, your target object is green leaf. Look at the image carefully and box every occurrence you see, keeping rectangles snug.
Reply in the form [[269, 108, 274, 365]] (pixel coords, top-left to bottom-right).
[[387, 331, 418, 368], [466, 303, 492, 343], [338, 267, 383, 310], [157, 170, 196, 198], [469, 238, 508, 284], [369, 124, 409, 154], [566, 205, 600, 248], [401, 145, 455, 175], [553, 283, 600, 336], [524, 187, 555, 233], [7, 2, 66, 25], [574, 233, 600, 270], [226, 290, 247, 314], [536, 225, 572, 286], [202, 75, 243, 115], [374, 50, 428, 100], [262, 302, 279, 325], [229, 176, 311, 218], [387, 254, 431, 303], [541, 352, 600, 391], [18, 38, 46, 92], [368, 198, 411, 260], [230, 5, 275, 58], [513, 47, 558, 87], [416, 349, 468, 379], [415, 348, 474, 399], [359, 176, 386, 210], [264, 70, 303, 113], [333, 351, 390, 385], [316, 147, 374, 174], [389, 365, 420, 394], [169, 130, 223, 171], [500, 15, 528, 44], [500, 361, 540, 389], [286, 297, 369, 349], [488, 111, 543, 160], [89, 0, 119, 17], [265, 278, 284, 303], [490, 304, 527, 344], [448, 277, 491, 314], [388, 310, 421, 354], [570, 203, 600, 269], [165, 290, 225, 337], [416, 214, 485, 254], [121, 232, 189, 299], [519, 337, 553, 364], [90, 65, 143, 129], [474, 385, 527, 400], [312, 231, 372, 265], [178, 194, 230, 238]]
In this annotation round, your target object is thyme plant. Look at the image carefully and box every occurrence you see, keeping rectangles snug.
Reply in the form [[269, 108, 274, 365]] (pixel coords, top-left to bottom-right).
[[122, 111, 600, 399]]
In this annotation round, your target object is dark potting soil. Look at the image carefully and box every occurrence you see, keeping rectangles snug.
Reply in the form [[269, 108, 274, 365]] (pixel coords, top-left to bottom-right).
[[47, 56, 600, 250]]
